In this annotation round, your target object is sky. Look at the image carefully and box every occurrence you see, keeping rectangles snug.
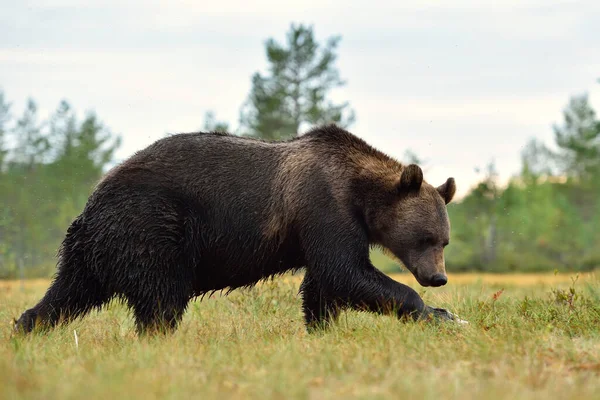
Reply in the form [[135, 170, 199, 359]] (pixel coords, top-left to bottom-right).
[[1, 0, 599, 198]]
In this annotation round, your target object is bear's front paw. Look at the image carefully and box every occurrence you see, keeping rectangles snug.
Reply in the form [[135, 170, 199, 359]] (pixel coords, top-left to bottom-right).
[[428, 306, 469, 324]]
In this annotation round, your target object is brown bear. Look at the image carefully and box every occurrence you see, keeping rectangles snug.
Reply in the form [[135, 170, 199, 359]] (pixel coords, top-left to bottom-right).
[[14, 124, 460, 335]]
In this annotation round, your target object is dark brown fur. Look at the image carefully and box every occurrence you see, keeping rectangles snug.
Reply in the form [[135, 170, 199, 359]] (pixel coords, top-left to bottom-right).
[[14, 124, 457, 335]]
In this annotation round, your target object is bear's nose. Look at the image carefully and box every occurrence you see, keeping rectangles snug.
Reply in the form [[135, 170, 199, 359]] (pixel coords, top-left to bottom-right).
[[430, 274, 448, 287]]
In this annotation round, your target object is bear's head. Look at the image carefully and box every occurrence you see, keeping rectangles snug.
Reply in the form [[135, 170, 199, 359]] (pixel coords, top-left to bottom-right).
[[369, 164, 456, 287]]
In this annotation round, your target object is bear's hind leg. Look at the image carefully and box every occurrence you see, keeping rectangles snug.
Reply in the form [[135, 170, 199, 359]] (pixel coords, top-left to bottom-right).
[[14, 269, 112, 334], [126, 280, 192, 335], [14, 215, 113, 334]]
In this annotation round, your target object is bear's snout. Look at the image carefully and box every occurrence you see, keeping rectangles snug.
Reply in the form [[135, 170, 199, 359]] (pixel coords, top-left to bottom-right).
[[429, 273, 448, 287]]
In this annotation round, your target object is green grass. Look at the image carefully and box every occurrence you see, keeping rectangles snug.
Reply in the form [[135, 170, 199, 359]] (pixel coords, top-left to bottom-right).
[[1, 272, 600, 400]]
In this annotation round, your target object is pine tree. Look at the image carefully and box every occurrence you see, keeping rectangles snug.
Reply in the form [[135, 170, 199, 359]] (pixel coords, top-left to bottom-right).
[[239, 24, 355, 140]]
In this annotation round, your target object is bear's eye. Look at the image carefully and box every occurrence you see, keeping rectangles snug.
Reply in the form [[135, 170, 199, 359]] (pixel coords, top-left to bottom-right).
[[419, 236, 436, 247]]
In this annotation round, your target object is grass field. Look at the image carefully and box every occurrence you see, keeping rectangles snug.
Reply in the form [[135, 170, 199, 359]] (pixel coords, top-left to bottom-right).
[[2, 271, 600, 400]]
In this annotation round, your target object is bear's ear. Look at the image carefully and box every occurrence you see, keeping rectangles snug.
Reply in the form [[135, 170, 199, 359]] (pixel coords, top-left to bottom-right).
[[437, 177, 456, 204], [397, 164, 423, 195]]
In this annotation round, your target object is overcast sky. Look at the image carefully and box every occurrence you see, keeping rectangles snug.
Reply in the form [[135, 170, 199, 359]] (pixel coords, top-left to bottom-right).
[[2, 0, 599, 197]]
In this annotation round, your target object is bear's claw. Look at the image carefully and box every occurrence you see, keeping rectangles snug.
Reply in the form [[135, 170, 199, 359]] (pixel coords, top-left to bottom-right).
[[428, 307, 469, 324]]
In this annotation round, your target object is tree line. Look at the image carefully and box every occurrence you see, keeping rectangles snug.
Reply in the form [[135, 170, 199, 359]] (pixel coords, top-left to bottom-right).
[[0, 95, 121, 278], [445, 94, 600, 273], [1, 24, 598, 278]]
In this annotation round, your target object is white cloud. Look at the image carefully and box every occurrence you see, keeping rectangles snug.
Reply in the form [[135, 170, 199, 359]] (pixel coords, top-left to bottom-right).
[[351, 94, 566, 125]]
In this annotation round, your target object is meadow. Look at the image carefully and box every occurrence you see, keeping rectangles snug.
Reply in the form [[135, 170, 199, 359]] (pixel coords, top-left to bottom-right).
[[1, 270, 600, 400]]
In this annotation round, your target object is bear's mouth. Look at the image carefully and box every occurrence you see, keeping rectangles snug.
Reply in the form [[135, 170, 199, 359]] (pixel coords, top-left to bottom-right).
[[415, 273, 448, 287], [415, 275, 433, 287], [405, 265, 447, 287], [382, 248, 448, 288]]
